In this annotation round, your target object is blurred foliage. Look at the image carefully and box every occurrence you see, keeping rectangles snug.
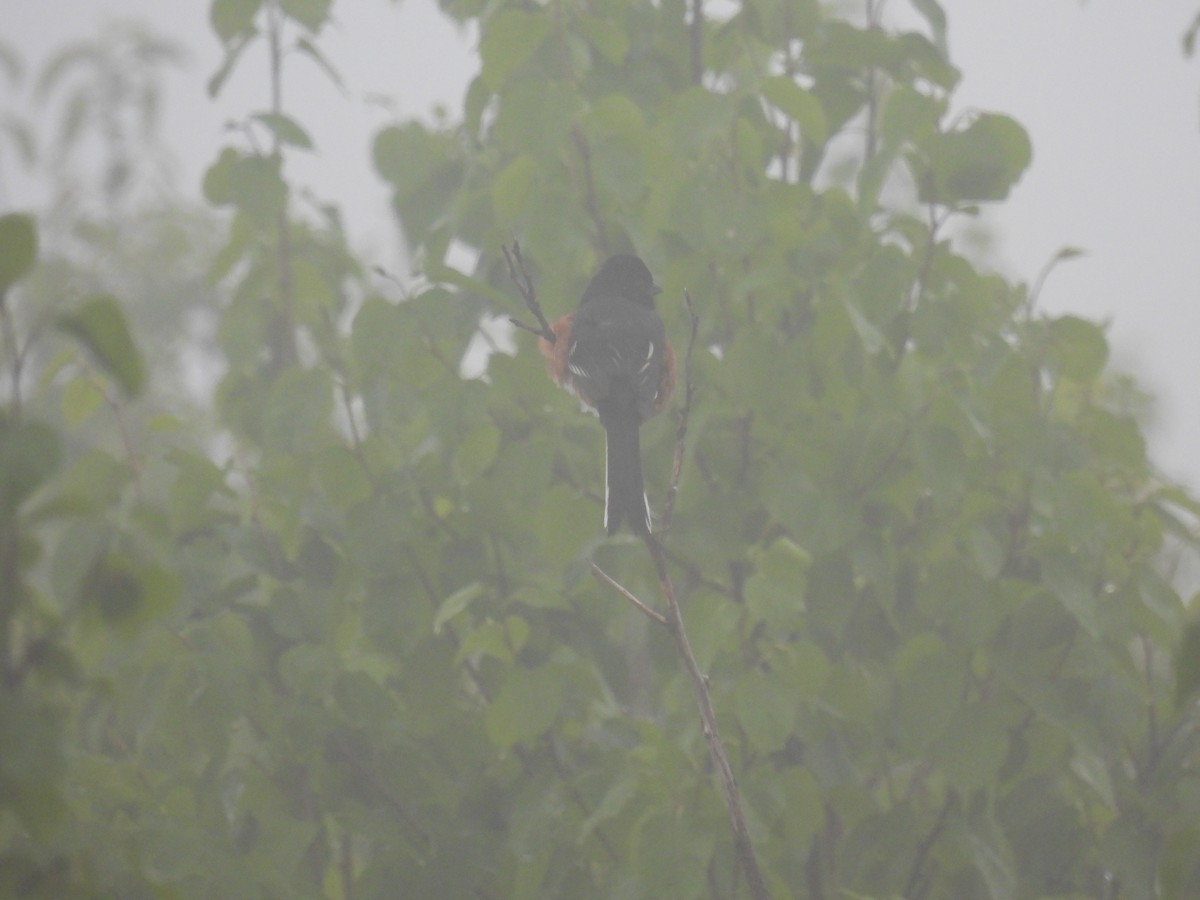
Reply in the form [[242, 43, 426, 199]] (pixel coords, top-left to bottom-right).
[[2, 1, 1200, 898], [32, 21, 187, 213]]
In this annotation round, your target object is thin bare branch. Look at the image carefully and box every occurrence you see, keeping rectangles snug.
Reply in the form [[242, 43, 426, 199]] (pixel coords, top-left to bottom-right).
[[570, 127, 609, 256], [643, 534, 772, 900], [533, 259, 770, 897], [663, 290, 699, 530], [502, 241, 556, 343], [589, 562, 668, 626]]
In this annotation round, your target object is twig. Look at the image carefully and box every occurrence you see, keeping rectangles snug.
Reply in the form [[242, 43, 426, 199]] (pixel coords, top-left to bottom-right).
[[663, 291, 699, 529], [266, 0, 299, 370], [643, 533, 771, 900], [0, 289, 23, 417], [689, 0, 705, 85], [903, 790, 956, 899], [864, 0, 881, 164], [1025, 245, 1086, 320], [589, 562, 668, 626], [502, 242, 556, 342], [570, 127, 609, 255]]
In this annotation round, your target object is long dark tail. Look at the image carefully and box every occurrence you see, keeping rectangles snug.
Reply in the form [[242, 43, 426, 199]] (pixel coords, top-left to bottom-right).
[[601, 413, 650, 536]]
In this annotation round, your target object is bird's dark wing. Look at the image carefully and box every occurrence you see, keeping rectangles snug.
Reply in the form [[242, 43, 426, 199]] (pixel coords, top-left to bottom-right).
[[567, 295, 666, 421]]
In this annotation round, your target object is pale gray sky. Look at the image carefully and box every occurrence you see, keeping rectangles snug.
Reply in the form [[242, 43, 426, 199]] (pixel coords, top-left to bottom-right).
[[7, 0, 1200, 490]]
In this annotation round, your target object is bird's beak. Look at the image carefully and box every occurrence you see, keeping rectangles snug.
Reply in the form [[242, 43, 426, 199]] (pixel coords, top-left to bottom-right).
[[652, 282, 663, 296]]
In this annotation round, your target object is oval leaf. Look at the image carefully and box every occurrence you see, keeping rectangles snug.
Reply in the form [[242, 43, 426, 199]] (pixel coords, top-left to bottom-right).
[[211, 0, 263, 42], [57, 294, 145, 397], [919, 113, 1032, 204], [0, 212, 38, 293], [761, 75, 829, 145], [1049, 314, 1108, 382], [0, 417, 63, 520], [480, 10, 552, 90], [251, 112, 314, 150]]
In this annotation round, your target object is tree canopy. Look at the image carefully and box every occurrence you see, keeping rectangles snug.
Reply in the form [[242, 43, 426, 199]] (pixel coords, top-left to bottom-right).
[[2, 1, 1200, 898]]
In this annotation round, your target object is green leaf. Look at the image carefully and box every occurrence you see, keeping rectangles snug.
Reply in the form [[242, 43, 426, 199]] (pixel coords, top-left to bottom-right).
[[579, 15, 629, 65], [914, 424, 967, 507], [295, 36, 344, 91], [1177, 620, 1200, 706], [314, 445, 372, 512], [454, 423, 501, 482], [371, 124, 462, 244], [251, 111, 314, 149], [918, 113, 1032, 203], [202, 148, 288, 225], [1185, 11, 1200, 57], [1052, 244, 1086, 264], [910, 0, 949, 57], [480, 10, 552, 91], [456, 618, 517, 665], [0, 41, 23, 86], [80, 553, 178, 636], [230, 151, 289, 225], [166, 447, 234, 530], [667, 87, 735, 154], [261, 367, 332, 452], [533, 484, 598, 562], [1070, 750, 1115, 810], [60, 375, 105, 426], [278, 643, 337, 696], [934, 701, 1013, 790], [0, 417, 62, 520], [1080, 407, 1144, 469], [492, 154, 538, 225], [56, 294, 145, 396], [1048, 314, 1108, 382], [578, 773, 637, 843], [1043, 558, 1100, 639], [732, 669, 799, 752], [880, 84, 943, 151], [493, 79, 581, 162], [280, 0, 331, 32], [433, 581, 485, 634], [890, 635, 962, 754], [761, 75, 828, 145], [485, 666, 565, 750], [0, 212, 38, 292], [0, 692, 66, 839], [744, 537, 810, 631], [842, 297, 887, 355], [211, 0, 263, 42], [959, 806, 1018, 900], [373, 124, 443, 194], [207, 31, 253, 97]]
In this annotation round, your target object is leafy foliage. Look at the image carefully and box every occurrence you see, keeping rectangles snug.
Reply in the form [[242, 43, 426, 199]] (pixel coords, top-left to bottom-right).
[[2, 1, 1200, 898]]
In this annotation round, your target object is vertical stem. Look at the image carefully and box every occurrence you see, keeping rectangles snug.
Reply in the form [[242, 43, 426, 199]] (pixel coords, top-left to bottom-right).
[[266, 0, 298, 369], [645, 535, 772, 900], [340, 833, 354, 900], [0, 290, 22, 418], [863, 0, 881, 165], [689, 0, 705, 85], [570, 128, 610, 256], [0, 288, 19, 684]]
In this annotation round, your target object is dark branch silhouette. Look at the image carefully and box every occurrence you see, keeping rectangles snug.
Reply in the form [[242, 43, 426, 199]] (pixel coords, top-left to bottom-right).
[[502, 241, 555, 343], [586, 285, 772, 899]]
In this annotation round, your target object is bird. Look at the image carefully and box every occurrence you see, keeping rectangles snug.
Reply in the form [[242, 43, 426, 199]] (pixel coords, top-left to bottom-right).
[[540, 254, 676, 536]]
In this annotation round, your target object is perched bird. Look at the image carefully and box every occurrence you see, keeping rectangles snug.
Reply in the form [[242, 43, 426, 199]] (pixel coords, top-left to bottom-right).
[[540, 254, 676, 535]]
